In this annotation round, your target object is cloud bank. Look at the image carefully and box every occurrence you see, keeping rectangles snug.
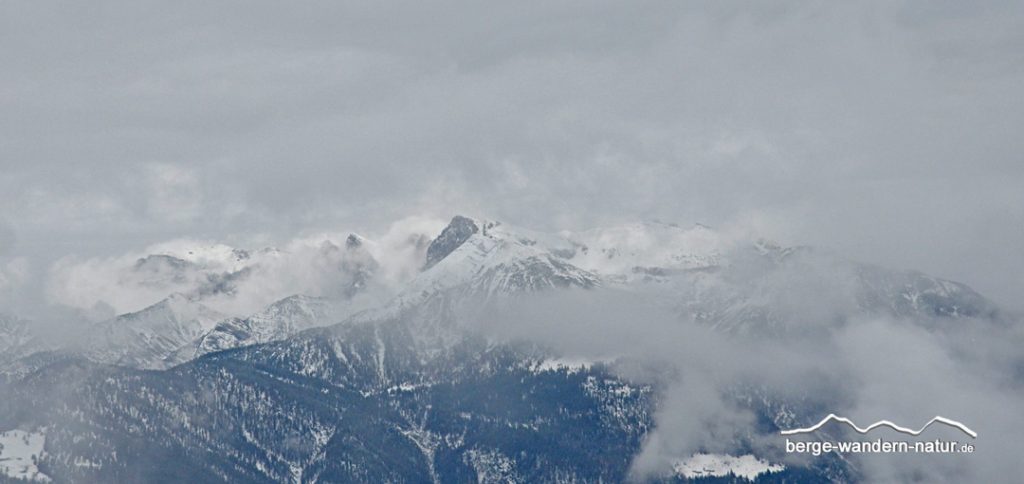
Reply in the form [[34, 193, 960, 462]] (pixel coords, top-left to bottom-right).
[[473, 278, 1024, 482], [44, 216, 443, 318], [1, 1, 1023, 310]]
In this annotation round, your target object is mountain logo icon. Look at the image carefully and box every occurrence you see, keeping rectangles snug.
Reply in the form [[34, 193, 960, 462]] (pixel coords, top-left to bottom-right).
[[780, 414, 977, 439]]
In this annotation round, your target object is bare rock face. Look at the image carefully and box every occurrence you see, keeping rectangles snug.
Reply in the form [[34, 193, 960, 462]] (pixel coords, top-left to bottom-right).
[[423, 215, 479, 269]]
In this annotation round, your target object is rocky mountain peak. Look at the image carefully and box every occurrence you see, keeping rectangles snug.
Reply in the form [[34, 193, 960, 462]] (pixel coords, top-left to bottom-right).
[[423, 215, 480, 269]]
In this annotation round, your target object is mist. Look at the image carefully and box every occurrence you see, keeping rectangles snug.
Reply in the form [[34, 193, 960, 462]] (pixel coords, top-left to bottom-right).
[[2, 0, 1024, 312], [469, 268, 1024, 482], [1, 2, 1022, 481]]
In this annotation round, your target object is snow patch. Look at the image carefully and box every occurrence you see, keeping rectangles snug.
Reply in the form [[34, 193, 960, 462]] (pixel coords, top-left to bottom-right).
[[672, 453, 783, 481], [537, 357, 594, 373], [0, 429, 50, 482], [464, 448, 520, 483]]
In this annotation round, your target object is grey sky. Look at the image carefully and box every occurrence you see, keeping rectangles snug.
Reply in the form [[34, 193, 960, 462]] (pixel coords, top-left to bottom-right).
[[2, 1, 1023, 309]]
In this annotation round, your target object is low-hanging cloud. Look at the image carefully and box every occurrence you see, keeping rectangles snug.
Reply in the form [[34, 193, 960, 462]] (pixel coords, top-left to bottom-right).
[[470, 273, 1024, 482], [44, 215, 444, 319]]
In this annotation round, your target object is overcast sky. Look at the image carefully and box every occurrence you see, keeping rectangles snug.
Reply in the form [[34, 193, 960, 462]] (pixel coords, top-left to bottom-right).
[[2, 1, 1023, 310]]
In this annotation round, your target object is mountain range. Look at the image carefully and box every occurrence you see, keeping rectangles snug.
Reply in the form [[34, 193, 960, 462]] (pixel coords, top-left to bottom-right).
[[0, 216, 1003, 483]]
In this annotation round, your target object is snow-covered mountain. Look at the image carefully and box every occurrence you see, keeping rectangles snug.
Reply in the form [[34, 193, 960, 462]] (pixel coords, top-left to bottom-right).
[[418, 216, 726, 283], [168, 294, 350, 365], [42, 231, 387, 369], [47, 230, 390, 323], [376, 216, 994, 336], [0, 214, 1006, 483], [81, 293, 226, 369], [20, 215, 997, 370], [645, 241, 998, 335], [0, 313, 40, 366], [383, 216, 600, 315]]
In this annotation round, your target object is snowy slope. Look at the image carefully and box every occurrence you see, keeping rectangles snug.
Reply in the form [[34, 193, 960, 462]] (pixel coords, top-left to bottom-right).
[[169, 294, 350, 363], [82, 293, 225, 369], [200, 295, 339, 351], [381, 216, 600, 316], [563, 221, 727, 278], [0, 314, 41, 366]]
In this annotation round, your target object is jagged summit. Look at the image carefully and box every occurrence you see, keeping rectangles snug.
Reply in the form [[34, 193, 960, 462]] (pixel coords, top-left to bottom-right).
[[424, 215, 480, 269]]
